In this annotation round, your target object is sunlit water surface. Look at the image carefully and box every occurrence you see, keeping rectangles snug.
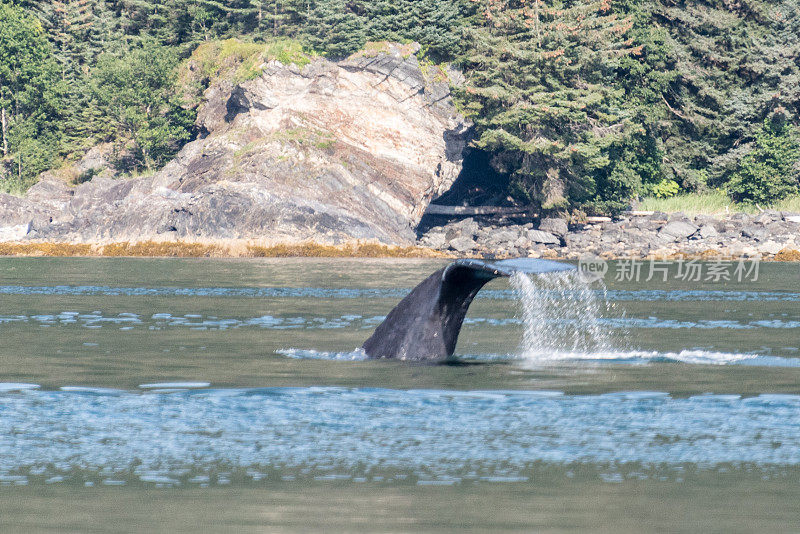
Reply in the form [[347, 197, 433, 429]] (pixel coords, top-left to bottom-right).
[[1, 257, 800, 532]]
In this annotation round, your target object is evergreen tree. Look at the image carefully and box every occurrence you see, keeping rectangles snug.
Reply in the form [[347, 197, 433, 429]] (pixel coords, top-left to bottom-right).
[[0, 1, 60, 189], [303, 0, 365, 58], [90, 40, 194, 170], [728, 112, 800, 204], [457, 0, 642, 212]]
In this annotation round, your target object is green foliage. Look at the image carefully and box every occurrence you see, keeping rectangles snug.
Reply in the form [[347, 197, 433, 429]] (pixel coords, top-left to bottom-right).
[[303, 0, 366, 58], [456, 0, 643, 212], [728, 115, 800, 204], [2, 0, 799, 215], [648, 179, 680, 199], [90, 40, 194, 170], [0, 1, 60, 190]]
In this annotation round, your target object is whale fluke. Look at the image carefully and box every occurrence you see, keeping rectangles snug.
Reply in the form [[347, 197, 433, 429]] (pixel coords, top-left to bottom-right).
[[362, 258, 575, 361]]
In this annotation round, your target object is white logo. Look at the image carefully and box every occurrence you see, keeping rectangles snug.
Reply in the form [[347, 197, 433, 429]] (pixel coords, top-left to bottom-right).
[[578, 257, 608, 282]]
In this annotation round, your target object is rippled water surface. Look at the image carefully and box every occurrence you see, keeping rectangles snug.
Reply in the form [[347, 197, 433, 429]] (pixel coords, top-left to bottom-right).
[[1, 257, 800, 532]]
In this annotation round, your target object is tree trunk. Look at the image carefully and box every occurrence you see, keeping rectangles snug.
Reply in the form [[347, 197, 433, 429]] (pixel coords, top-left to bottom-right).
[[1, 107, 7, 157]]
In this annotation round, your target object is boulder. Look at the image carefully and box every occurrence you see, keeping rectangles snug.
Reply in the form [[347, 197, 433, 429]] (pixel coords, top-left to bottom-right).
[[487, 229, 520, 244], [449, 236, 477, 253], [658, 220, 698, 241], [538, 217, 568, 237], [420, 232, 447, 249], [754, 209, 781, 224], [758, 241, 784, 255], [741, 225, 769, 241], [527, 229, 560, 244], [697, 225, 719, 239]]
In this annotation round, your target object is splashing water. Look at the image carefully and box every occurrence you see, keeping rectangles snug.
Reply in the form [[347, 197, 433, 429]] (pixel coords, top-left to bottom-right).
[[510, 270, 615, 362]]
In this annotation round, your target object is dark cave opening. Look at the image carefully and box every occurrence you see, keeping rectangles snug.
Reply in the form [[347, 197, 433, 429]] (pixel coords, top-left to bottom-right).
[[416, 148, 512, 235]]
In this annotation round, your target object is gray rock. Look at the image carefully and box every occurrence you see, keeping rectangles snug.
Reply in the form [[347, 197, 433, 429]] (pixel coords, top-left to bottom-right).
[[758, 241, 784, 255], [420, 232, 447, 248], [527, 229, 560, 244], [741, 225, 769, 241], [538, 217, 569, 237], [487, 229, 519, 243], [697, 225, 719, 239], [754, 209, 781, 224], [2, 46, 470, 246], [449, 236, 477, 252], [659, 220, 699, 240], [25, 178, 73, 209]]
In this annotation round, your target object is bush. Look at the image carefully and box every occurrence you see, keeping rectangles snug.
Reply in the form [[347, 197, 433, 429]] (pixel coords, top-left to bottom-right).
[[728, 115, 800, 204], [648, 179, 680, 198]]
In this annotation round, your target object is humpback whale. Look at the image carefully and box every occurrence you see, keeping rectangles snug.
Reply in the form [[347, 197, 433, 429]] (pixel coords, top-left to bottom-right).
[[362, 258, 575, 361]]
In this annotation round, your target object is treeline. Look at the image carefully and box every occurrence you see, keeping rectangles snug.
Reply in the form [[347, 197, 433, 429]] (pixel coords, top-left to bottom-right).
[[1, 0, 799, 212]]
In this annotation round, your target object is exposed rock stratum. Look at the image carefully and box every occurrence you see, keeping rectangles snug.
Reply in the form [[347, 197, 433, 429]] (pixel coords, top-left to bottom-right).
[[1, 44, 469, 245]]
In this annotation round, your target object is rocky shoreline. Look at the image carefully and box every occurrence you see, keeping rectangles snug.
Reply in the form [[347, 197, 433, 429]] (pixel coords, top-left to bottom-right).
[[0, 38, 798, 261], [417, 210, 800, 261], [1, 208, 799, 260]]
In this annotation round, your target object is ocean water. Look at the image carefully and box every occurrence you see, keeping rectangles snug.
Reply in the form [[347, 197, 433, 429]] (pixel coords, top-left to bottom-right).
[[1, 257, 799, 532]]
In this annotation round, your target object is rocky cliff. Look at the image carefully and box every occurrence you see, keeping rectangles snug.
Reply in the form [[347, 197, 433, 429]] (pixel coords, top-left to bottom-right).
[[0, 43, 469, 245]]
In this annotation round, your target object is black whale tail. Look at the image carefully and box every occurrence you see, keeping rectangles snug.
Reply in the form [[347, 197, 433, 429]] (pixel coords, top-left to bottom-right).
[[362, 258, 575, 361]]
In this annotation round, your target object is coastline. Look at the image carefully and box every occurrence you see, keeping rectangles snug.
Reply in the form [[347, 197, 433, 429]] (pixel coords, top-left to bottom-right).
[[2, 205, 799, 261], [0, 237, 798, 261], [0, 240, 451, 259]]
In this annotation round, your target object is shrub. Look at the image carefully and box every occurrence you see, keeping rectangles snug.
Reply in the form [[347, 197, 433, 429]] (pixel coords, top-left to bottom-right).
[[648, 179, 681, 198]]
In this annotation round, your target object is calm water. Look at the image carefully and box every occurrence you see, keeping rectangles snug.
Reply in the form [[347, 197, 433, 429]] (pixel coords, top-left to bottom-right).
[[1, 257, 800, 532]]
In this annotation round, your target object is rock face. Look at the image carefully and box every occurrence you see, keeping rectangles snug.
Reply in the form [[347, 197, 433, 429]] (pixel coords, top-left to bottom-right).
[[1, 44, 469, 245]]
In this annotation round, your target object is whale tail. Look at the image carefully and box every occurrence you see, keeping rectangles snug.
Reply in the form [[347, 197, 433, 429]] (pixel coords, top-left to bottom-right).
[[362, 258, 574, 361]]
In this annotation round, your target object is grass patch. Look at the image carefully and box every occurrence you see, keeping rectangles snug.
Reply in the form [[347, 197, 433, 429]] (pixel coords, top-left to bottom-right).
[[636, 193, 800, 215], [772, 196, 800, 212], [186, 38, 315, 88], [266, 39, 314, 68], [636, 192, 738, 214], [355, 41, 419, 59]]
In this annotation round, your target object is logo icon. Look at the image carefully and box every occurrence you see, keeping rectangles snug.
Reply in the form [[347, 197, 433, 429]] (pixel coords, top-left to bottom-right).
[[578, 256, 608, 282]]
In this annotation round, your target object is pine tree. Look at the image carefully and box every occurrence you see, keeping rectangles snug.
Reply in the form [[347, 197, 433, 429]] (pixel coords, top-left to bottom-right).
[[303, 0, 365, 58], [457, 0, 642, 211]]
